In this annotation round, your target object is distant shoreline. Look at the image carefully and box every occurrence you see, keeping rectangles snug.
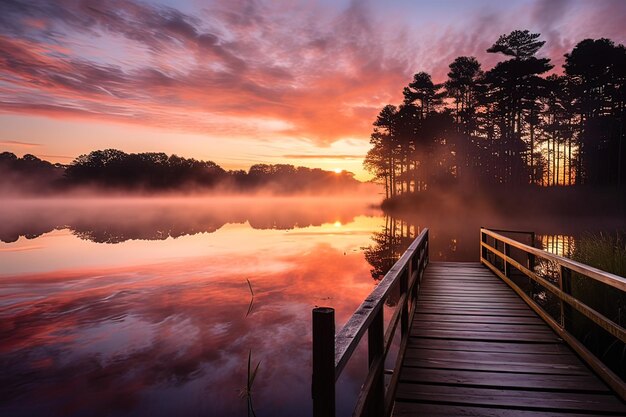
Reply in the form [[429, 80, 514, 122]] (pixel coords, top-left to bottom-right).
[[1, 149, 373, 196]]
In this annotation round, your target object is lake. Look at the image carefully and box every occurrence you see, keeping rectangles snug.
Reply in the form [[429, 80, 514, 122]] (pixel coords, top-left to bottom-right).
[[1, 196, 623, 417]]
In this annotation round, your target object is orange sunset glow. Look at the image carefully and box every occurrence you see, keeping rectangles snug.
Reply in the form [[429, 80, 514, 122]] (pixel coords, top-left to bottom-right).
[[2, 1, 626, 179]]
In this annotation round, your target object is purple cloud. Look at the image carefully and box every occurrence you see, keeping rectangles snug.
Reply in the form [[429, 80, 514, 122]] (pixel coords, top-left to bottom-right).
[[0, 0, 624, 146]]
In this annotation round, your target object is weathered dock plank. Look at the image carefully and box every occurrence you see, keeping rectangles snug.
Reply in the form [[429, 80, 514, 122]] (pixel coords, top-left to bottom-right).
[[392, 262, 626, 416]]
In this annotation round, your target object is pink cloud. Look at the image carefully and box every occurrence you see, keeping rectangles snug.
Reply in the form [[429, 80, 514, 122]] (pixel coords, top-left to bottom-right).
[[0, 1, 414, 144], [0, 0, 624, 148]]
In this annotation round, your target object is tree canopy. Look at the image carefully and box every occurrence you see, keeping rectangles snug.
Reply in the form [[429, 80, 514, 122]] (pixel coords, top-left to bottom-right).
[[1, 150, 361, 195], [364, 30, 626, 199]]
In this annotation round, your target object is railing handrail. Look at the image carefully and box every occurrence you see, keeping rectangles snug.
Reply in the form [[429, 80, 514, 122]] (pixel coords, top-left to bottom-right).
[[481, 228, 626, 291], [486, 228, 536, 236], [312, 228, 429, 417], [480, 227, 626, 400], [334, 228, 428, 377]]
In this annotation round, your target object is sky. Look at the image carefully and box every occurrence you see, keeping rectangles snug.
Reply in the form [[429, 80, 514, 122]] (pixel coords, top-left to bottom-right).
[[1, 0, 625, 180]]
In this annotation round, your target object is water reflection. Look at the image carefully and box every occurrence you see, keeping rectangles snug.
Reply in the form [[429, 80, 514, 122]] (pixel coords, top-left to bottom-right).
[[1, 198, 624, 417], [382, 201, 624, 262], [1, 245, 379, 416], [539, 234, 576, 257], [0, 197, 380, 244], [364, 217, 419, 280], [0, 198, 382, 417]]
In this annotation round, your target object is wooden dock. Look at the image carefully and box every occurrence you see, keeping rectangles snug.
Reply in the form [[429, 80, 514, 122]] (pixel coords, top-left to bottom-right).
[[311, 228, 626, 417], [393, 262, 626, 416]]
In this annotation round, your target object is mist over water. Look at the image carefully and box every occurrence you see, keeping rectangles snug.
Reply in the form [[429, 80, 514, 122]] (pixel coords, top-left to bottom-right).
[[1, 196, 383, 417], [1, 195, 623, 417], [0, 195, 381, 244], [383, 187, 625, 260]]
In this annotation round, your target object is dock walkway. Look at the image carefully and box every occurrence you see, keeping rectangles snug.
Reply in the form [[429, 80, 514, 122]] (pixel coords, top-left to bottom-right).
[[393, 262, 626, 416]]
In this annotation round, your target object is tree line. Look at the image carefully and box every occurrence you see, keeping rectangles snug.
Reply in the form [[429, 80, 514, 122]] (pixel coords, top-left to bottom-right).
[[364, 30, 626, 199], [0, 149, 359, 194]]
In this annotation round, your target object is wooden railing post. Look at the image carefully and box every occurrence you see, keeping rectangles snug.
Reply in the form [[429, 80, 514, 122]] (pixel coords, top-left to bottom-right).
[[481, 229, 487, 260], [400, 267, 409, 336], [410, 250, 418, 304], [528, 232, 536, 270], [366, 308, 384, 417], [528, 233, 537, 296], [412, 254, 420, 302], [312, 307, 335, 417], [493, 238, 499, 267], [425, 230, 429, 264], [504, 242, 510, 277], [561, 266, 573, 331], [413, 243, 424, 302]]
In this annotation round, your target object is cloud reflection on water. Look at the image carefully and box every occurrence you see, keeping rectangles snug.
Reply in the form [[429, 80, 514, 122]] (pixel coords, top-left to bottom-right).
[[1, 199, 382, 417]]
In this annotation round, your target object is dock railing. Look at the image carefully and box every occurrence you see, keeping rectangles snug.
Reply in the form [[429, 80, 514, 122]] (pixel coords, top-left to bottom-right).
[[480, 227, 626, 400], [312, 228, 429, 417]]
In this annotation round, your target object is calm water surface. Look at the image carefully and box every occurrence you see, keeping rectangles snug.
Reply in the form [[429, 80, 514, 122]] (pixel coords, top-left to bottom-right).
[[1, 197, 623, 417], [1, 197, 386, 417]]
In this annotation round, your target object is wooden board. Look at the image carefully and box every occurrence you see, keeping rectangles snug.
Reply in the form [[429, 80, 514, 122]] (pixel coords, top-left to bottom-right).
[[392, 262, 626, 416], [410, 322, 559, 334], [406, 338, 572, 355], [395, 383, 625, 413], [394, 402, 619, 417], [412, 313, 545, 325], [399, 367, 609, 392]]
